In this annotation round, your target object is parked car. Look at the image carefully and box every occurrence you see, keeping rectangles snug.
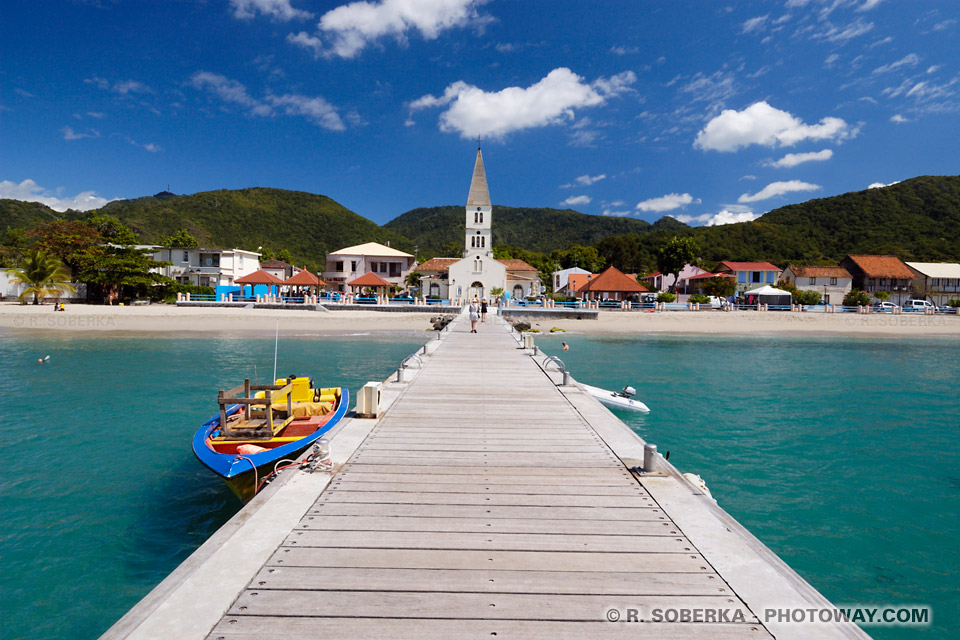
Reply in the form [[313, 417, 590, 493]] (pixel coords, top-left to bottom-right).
[[873, 301, 899, 312], [903, 299, 937, 312]]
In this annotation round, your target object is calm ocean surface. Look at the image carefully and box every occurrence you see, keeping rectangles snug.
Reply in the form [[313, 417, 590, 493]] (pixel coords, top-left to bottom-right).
[[0, 329, 957, 638]]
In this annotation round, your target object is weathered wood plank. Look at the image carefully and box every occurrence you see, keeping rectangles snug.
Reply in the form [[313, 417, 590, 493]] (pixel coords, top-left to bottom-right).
[[283, 530, 691, 553], [328, 481, 646, 496], [266, 547, 708, 573], [226, 590, 758, 623], [249, 566, 728, 595], [309, 503, 665, 520], [207, 617, 772, 639], [296, 515, 682, 535], [319, 490, 654, 508], [337, 465, 632, 479]]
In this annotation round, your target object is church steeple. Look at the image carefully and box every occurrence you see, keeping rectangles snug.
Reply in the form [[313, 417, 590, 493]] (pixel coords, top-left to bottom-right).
[[466, 147, 490, 207], [464, 147, 492, 258]]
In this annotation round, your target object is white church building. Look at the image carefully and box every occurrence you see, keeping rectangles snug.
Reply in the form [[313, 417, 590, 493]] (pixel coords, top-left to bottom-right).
[[416, 148, 541, 301]]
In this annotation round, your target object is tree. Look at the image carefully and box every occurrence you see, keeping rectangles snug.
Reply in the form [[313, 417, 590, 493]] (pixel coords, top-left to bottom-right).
[[843, 289, 871, 307], [874, 290, 890, 302], [276, 248, 294, 264], [405, 270, 422, 290], [160, 228, 199, 248], [700, 276, 737, 299], [656, 236, 701, 293], [551, 245, 606, 273], [87, 213, 138, 245], [26, 220, 103, 277], [5, 249, 76, 304]]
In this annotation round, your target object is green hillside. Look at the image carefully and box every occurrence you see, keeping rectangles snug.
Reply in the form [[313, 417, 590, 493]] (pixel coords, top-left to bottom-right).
[[384, 205, 658, 256], [98, 188, 412, 268]]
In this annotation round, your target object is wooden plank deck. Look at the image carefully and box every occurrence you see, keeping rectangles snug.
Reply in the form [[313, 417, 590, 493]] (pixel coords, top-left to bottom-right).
[[109, 312, 870, 639], [201, 315, 798, 640]]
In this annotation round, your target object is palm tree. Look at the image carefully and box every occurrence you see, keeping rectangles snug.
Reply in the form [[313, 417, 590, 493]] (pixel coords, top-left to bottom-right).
[[5, 250, 76, 305]]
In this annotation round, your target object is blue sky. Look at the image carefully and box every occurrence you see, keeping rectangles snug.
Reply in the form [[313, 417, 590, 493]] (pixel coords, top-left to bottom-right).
[[1, 0, 958, 227]]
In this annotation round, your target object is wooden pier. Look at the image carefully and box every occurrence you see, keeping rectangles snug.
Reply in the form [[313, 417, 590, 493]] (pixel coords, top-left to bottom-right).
[[106, 313, 869, 639]]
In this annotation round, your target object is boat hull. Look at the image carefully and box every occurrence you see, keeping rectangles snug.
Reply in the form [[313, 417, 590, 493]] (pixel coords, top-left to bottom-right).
[[192, 388, 349, 502], [581, 383, 650, 413]]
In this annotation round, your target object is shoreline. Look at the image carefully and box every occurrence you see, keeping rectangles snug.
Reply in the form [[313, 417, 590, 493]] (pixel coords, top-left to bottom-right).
[[1, 302, 959, 337]]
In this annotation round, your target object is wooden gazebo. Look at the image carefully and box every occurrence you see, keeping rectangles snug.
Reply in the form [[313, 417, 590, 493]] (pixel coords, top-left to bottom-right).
[[235, 269, 284, 297], [283, 268, 325, 296], [578, 266, 648, 301], [347, 272, 392, 297]]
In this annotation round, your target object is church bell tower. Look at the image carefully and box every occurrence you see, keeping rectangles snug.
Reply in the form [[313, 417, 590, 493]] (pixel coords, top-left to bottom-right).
[[464, 147, 492, 258]]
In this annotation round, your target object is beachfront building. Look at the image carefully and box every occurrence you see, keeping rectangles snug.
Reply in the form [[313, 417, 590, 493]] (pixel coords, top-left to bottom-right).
[[780, 265, 853, 305], [552, 267, 591, 296], [577, 266, 648, 302], [260, 259, 295, 280], [412, 147, 542, 302], [640, 263, 709, 293], [840, 255, 914, 304], [150, 247, 261, 287], [716, 261, 782, 293], [904, 262, 960, 306], [323, 242, 416, 293]]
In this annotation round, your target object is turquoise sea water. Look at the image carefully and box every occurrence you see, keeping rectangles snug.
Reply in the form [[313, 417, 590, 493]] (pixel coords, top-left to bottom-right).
[[0, 330, 957, 638], [539, 333, 959, 639], [0, 331, 423, 640]]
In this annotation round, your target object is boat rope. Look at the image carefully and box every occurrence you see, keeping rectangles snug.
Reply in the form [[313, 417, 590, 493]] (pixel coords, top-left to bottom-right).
[[254, 446, 333, 494], [236, 455, 258, 495]]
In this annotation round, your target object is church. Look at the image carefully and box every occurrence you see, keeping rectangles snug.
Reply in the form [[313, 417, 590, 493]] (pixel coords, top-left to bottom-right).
[[416, 148, 541, 301]]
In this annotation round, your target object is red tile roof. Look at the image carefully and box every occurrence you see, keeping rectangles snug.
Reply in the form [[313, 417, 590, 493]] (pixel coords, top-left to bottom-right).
[[686, 271, 735, 281], [786, 265, 851, 279], [842, 255, 913, 279], [497, 259, 538, 272], [578, 266, 648, 293], [235, 269, 284, 285], [348, 272, 393, 287], [567, 273, 593, 292], [284, 269, 324, 286], [718, 261, 781, 272], [416, 258, 460, 272]]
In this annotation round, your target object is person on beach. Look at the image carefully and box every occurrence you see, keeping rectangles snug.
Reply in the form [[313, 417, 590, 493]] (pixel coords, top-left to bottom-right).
[[468, 298, 480, 333], [480, 298, 488, 323]]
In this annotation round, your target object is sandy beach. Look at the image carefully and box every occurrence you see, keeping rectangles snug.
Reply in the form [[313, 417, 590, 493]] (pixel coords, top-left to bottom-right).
[[1, 302, 959, 337]]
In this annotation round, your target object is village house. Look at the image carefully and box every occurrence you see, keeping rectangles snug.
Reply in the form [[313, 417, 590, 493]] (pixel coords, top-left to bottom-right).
[[904, 262, 960, 307], [839, 255, 914, 305], [576, 266, 648, 302], [149, 246, 261, 288], [552, 267, 591, 296], [716, 261, 782, 293], [640, 263, 709, 293], [780, 265, 853, 305], [322, 242, 417, 294]]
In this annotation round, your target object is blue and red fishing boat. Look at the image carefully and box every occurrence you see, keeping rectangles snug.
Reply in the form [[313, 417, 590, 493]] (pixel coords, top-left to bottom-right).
[[192, 376, 349, 502]]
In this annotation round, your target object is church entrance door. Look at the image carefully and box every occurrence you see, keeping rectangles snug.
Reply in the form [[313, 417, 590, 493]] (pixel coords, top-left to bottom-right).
[[470, 281, 484, 301]]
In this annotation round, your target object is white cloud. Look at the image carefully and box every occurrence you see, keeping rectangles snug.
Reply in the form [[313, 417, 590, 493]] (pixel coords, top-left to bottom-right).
[[561, 174, 606, 188], [868, 180, 901, 189], [636, 192, 697, 212], [872, 53, 920, 74], [812, 18, 874, 43], [188, 71, 344, 130], [61, 126, 100, 141], [85, 76, 152, 95], [231, 0, 312, 21], [671, 206, 759, 227], [768, 148, 833, 168], [738, 180, 821, 203], [694, 101, 856, 152], [890, 114, 908, 123], [561, 195, 591, 207], [858, 0, 884, 10], [286, 31, 324, 56], [409, 68, 636, 139], [742, 15, 769, 34], [0, 178, 115, 212], [301, 0, 487, 59], [601, 208, 631, 217]]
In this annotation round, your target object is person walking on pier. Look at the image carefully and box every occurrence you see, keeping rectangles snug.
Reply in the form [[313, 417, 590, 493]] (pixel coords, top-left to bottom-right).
[[468, 298, 480, 333], [480, 298, 488, 323]]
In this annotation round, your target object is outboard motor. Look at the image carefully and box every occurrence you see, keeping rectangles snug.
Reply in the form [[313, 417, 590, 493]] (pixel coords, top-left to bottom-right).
[[620, 385, 637, 398]]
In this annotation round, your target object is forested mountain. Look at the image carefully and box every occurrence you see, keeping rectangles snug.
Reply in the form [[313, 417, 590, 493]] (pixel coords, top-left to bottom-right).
[[2, 175, 957, 274], [384, 205, 659, 256]]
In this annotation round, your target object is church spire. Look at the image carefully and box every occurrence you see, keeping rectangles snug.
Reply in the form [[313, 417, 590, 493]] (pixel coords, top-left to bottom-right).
[[466, 147, 491, 207]]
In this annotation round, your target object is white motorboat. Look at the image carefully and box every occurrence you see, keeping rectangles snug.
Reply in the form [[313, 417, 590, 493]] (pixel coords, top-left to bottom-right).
[[581, 384, 650, 413]]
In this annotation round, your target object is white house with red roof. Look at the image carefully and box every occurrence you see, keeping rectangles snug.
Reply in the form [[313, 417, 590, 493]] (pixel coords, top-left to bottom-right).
[[640, 263, 709, 293], [716, 261, 782, 293]]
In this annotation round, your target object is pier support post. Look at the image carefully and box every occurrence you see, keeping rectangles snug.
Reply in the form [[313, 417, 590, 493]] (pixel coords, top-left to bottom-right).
[[643, 443, 658, 473]]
